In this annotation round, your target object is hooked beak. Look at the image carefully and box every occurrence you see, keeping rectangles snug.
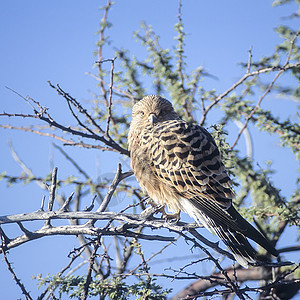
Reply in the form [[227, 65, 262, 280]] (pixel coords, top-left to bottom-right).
[[148, 113, 158, 124]]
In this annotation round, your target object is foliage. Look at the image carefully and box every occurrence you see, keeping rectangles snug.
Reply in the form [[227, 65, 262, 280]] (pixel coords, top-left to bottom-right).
[[35, 274, 170, 299]]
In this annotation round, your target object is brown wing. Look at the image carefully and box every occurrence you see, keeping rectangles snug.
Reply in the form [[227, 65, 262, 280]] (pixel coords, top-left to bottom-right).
[[148, 120, 234, 204]]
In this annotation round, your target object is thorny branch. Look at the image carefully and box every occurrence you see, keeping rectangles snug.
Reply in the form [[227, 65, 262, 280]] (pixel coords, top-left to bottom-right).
[[0, 233, 33, 300], [1, 86, 129, 156], [231, 32, 300, 149], [37, 247, 86, 300], [96, 57, 117, 137], [97, 0, 112, 107], [48, 81, 105, 135], [199, 61, 300, 126], [175, 232, 246, 299], [82, 237, 101, 300]]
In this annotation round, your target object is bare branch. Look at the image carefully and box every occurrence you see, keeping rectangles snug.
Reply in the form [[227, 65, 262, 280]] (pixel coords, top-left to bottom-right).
[[0, 232, 33, 300], [0, 223, 176, 252], [1, 89, 129, 156], [59, 192, 74, 212], [105, 57, 117, 137], [231, 70, 285, 149], [246, 46, 253, 73], [48, 81, 105, 135], [82, 238, 101, 300], [199, 61, 300, 125], [97, 0, 113, 105], [44, 168, 58, 227]]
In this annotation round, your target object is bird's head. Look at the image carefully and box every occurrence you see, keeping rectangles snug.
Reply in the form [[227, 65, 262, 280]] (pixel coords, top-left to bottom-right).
[[131, 95, 179, 127]]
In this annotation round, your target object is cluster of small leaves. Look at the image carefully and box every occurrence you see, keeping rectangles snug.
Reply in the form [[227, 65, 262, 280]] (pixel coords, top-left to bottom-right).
[[220, 94, 300, 158], [209, 124, 237, 175], [234, 156, 300, 230], [36, 274, 171, 299], [254, 109, 300, 158]]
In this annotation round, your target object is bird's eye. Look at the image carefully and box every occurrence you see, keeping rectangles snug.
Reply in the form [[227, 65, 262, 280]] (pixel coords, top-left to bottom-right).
[[140, 111, 145, 116]]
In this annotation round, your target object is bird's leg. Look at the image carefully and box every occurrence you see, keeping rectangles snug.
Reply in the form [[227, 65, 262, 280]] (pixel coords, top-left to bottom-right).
[[161, 209, 181, 223], [145, 199, 181, 221], [140, 198, 166, 217]]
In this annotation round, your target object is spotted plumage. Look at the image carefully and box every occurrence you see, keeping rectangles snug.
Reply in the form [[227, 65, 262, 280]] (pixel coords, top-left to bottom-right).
[[128, 95, 278, 267]]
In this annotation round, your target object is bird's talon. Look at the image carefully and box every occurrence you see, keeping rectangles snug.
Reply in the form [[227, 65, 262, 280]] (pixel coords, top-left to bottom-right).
[[162, 211, 181, 223]]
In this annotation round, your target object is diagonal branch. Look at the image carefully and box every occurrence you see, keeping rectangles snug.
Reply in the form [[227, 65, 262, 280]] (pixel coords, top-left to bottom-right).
[[199, 62, 300, 126], [1, 88, 129, 156], [48, 81, 104, 135], [82, 237, 101, 300], [230, 69, 284, 149], [0, 232, 33, 300], [96, 57, 117, 137], [231, 31, 300, 149]]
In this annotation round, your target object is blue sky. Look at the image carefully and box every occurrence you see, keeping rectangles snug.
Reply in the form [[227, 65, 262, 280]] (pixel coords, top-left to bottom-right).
[[0, 1, 299, 298]]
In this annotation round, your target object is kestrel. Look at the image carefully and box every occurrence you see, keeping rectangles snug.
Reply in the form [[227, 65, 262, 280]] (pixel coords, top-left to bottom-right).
[[128, 95, 278, 268]]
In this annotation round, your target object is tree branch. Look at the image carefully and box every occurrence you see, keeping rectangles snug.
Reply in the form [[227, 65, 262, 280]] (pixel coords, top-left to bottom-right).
[[0, 233, 33, 300], [199, 62, 300, 125]]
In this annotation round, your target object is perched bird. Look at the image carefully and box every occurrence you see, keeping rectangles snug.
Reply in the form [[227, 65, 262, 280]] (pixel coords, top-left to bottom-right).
[[128, 95, 278, 268]]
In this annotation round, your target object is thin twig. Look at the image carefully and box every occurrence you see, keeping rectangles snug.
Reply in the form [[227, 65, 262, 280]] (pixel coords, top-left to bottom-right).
[[0, 233, 33, 300], [38, 247, 85, 300], [126, 236, 181, 277], [48, 167, 58, 212], [97, 0, 113, 106], [48, 81, 104, 135], [82, 237, 101, 300], [176, 0, 185, 90], [106, 57, 117, 137], [44, 168, 58, 227], [1, 89, 129, 155], [176, 230, 246, 299], [199, 62, 300, 125], [98, 237, 111, 279], [59, 192, 74, 212], [40, 195, 46, 211], [231, 69, 284, 149], [5, 86, 48, 117], [246, 46, 253, 73], [87, 72, 135, 102], [101, 166, 131, 210], [52, 143, 90, 179]]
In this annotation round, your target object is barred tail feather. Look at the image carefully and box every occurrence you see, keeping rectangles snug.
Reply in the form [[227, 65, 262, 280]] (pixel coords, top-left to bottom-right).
[[214, 226, 257, 268], [180, 197, 277, 268], [227, 206, 279, 257]]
